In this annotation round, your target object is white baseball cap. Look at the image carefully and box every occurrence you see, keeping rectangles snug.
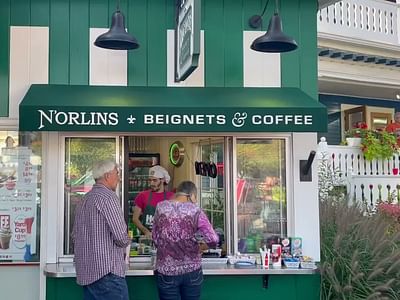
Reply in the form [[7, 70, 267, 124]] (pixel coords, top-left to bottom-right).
[[149, 165, 170, 184]]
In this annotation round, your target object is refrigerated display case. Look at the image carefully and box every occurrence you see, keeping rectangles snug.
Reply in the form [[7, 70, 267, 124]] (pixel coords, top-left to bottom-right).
[[125, 153, 160, 256]]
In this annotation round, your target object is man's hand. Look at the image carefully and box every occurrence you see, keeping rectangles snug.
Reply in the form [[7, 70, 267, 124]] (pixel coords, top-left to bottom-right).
[[143, 229, 152, 238]]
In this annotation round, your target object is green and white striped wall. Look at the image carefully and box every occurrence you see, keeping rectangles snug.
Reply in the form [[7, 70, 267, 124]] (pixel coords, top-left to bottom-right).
[[0, 0, 318, 118]]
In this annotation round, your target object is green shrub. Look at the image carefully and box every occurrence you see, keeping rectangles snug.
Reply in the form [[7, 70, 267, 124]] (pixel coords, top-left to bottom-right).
[[320, 197, 400, 300]]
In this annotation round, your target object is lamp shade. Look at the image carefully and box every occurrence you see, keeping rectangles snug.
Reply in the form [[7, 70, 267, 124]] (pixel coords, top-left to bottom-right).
[[250, 13, 298, 53], [94, 11, 139, 50]]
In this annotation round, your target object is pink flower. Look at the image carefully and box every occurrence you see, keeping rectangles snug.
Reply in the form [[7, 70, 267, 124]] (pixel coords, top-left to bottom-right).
[[377, 203, 400, 220]]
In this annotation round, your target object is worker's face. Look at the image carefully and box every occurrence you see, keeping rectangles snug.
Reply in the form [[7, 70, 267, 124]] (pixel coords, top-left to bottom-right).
[[395, 113, 400, 123], [149, 177, 163, 192]]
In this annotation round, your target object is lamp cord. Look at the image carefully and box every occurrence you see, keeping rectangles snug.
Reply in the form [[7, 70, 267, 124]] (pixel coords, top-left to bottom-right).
[[260, 0, 270, 17], [116, 0, 120, 11]]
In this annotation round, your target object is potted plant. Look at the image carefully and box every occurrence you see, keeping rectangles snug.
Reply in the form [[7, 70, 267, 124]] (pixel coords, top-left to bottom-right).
[[344, 121, 367, 146], [361, 130, 398, 161]]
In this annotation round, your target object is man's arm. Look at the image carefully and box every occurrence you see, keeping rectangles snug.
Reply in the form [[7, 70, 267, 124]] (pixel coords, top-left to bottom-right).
[[71, 200, 84, 244], [100, 195, 130, 248], [132, 206, 151, 237]]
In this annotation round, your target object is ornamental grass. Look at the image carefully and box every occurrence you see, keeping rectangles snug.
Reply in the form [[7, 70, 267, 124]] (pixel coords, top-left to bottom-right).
[[320, 197, 400, 300]]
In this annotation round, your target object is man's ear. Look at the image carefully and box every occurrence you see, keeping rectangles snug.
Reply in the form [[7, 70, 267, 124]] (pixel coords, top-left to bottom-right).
[[103, 173, 110, 181]]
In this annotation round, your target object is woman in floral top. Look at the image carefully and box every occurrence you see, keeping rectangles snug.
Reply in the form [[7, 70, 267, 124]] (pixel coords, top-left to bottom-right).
[[152, 181, 218, 300]]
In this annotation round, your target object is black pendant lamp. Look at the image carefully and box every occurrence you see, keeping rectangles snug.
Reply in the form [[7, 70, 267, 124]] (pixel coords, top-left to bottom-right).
[[249, 0, 297, 53], [94, 0, 139, 50]]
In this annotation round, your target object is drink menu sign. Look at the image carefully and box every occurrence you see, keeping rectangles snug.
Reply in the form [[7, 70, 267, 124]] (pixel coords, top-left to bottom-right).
[[0, 147, 37, 261]]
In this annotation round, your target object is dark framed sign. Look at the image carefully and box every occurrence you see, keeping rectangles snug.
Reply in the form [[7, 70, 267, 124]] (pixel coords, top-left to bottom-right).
[[175, 0, 201, 82]]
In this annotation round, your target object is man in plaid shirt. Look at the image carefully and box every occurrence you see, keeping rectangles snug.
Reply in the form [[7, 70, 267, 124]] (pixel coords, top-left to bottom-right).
[[73, 159, 131, 300]]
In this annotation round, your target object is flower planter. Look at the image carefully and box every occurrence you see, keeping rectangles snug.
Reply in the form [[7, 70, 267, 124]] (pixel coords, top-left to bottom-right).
[[346, 137, 362, 147]]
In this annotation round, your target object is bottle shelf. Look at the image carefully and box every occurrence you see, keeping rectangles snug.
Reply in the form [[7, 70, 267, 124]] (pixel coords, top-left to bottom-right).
[[127, 176, 150, 190]]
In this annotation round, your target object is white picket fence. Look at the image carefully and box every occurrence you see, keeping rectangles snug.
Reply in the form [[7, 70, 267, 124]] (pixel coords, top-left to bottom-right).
[[319, 139, 400, 206]]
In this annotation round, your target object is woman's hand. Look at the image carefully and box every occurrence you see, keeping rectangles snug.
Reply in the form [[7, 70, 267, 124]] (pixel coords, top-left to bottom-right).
[[199, 241, 209, 252]]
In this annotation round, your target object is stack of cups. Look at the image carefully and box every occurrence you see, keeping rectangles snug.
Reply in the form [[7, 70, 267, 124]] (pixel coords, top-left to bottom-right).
[[271, 244, 282, 268]]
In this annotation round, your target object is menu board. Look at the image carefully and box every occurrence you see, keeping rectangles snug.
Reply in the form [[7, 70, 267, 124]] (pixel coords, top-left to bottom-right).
[[0, 147, 37, 261]]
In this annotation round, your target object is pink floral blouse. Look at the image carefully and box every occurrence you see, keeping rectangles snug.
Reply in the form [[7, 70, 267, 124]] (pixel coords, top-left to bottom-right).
[[152, 200, 218, 275]]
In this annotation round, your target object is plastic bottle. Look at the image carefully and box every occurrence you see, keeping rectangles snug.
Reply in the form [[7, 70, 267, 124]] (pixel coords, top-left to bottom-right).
[[128, 219, 139, 238], [128, 219, 134, 239], [259, 245, 270, 269]]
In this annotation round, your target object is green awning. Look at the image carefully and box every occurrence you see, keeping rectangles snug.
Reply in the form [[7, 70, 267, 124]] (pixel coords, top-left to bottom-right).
[[19, 84, 327, 132]]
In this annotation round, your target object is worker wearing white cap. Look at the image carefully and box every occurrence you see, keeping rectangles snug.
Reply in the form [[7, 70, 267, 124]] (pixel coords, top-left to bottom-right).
[[132, 165, 174, 237]]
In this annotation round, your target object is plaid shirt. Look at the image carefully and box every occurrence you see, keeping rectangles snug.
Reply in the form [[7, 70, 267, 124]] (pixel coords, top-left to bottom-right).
[[72, 183, 130, 286]]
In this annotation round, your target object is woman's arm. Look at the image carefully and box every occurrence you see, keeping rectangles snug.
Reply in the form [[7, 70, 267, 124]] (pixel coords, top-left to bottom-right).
[[197, 211, 219, 248], [152, 207, 160, 247]]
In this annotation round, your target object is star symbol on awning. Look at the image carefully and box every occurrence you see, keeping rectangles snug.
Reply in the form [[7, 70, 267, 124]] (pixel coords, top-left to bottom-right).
[[127, 115, 136, 124]]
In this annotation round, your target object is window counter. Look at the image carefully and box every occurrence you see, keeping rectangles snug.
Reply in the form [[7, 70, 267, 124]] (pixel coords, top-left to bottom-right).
[[44, 262, 319, 278]]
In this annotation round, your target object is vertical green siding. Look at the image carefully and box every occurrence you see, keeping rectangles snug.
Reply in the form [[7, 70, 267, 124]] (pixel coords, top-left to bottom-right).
[[0, 0, 318, 115], [117, 0, 128, 20], [128, 0, 148, 86], [224, 0, 243, 87], [69, 0, 89, 85], [165, 0, 176, 30], [204, 0, 225, 86], [10, 0, 31, 26], [280, 0, 301, 88], [89, 0, 109, 28], [49, 0, 70, 84], [0, 0, 10, 117], [147, 0, 167, 86], [31, 0, 50, 26], [299, 0, 318, 99]]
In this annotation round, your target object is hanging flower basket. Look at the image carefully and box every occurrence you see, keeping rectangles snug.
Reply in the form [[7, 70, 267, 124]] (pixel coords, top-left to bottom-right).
[[361, 130, 399, 161], [344, 121, 367, 147]]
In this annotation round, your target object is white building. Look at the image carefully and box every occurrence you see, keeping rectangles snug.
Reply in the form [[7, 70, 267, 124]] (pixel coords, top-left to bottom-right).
[[318, 0, 400, 144]]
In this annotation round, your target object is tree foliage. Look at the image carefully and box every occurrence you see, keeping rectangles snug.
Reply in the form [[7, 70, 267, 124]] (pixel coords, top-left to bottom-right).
[[66, 138, 116, 180]]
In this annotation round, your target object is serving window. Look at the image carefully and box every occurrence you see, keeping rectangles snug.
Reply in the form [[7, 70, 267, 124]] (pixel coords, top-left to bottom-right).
[[60, 134, 290, 259]]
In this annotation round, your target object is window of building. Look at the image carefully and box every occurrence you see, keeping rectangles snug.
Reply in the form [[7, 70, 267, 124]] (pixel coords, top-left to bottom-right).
[[63, 137, 117, 255], [199, 141, 225, 235], [0, 131, 42, 263], [236, 138, 287, 253]]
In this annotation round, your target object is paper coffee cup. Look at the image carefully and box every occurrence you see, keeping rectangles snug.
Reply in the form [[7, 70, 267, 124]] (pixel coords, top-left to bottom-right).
[[0, 227, 12, 249]]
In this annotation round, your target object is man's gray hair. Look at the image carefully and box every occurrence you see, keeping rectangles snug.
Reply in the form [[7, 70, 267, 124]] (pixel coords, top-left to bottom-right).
[[92, 159, 118, 180], [176, 181, 197, 196]]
